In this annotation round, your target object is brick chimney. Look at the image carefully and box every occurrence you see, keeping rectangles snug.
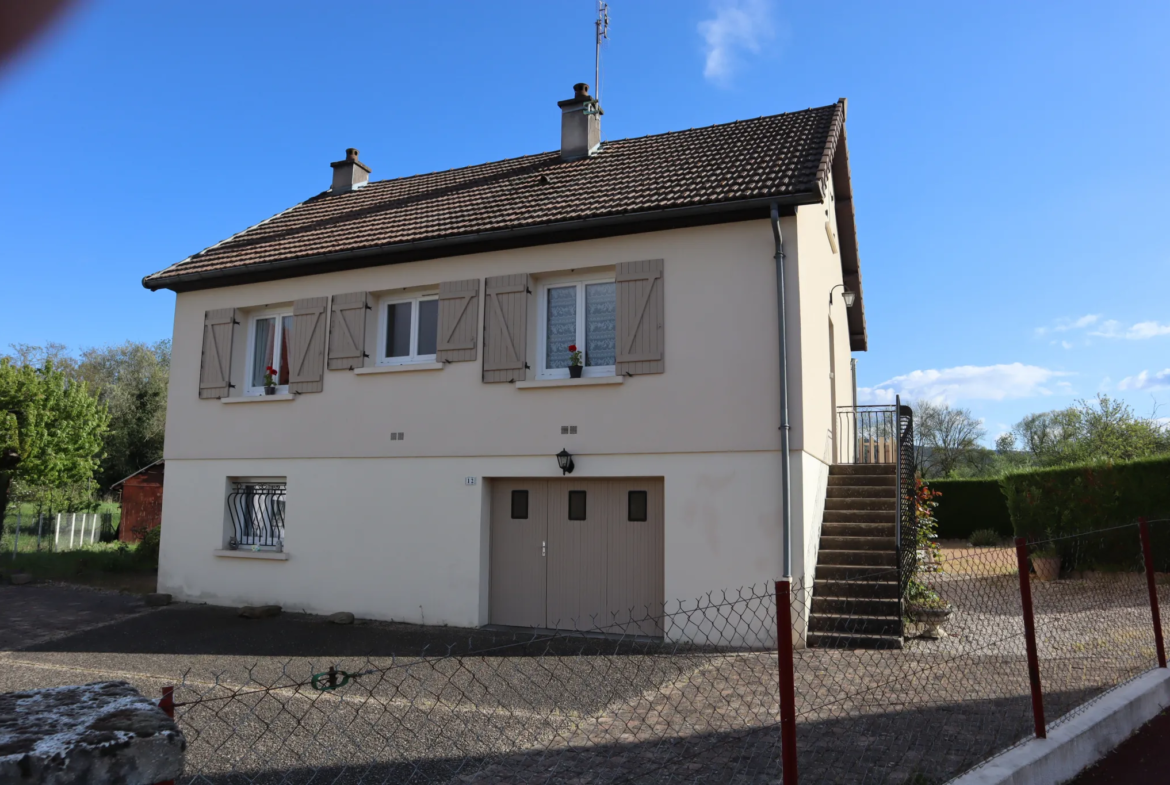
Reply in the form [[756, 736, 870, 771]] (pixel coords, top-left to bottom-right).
[[557, 83, 601, 161], [330, 148, 371, 193]]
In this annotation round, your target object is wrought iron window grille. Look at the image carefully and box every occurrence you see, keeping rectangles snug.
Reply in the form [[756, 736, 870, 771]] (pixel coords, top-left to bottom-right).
[[226, 482, 286, 551]]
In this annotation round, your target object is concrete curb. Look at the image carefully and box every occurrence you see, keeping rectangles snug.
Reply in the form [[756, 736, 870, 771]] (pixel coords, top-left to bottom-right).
[[948, 668, 1170, 785]]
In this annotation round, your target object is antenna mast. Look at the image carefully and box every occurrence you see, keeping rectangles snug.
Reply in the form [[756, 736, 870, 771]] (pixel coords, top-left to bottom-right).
[[595, 1, 609, 104]]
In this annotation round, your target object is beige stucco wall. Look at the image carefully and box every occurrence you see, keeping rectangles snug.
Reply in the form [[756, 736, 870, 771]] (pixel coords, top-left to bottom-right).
[[158, 451, 782, 644], [158, 214, 852, 634]]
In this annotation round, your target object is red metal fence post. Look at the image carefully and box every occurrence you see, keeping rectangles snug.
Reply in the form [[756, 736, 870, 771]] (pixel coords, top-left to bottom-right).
[[1138, 518, 1167, 668], [776, 579, 799, 785], [156, 686, 176, 785], [1014, 538, 1047, 739]]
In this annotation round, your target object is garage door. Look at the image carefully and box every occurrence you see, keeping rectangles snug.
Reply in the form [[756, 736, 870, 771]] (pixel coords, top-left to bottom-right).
[[490, 478, 664, 636]]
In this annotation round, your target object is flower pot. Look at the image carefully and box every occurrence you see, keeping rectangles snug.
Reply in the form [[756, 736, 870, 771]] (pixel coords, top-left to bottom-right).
[[264, 386, 276, 396], [1033, 555, 1061, 582], [907, 603, 953, 639], [568, 365, 583, 378]]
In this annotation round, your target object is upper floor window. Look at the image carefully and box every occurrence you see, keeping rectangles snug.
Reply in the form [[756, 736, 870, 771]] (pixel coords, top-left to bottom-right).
[[536, 275, 616, 379], [378, 293, 439, 365], [246, 310, 293, 394]]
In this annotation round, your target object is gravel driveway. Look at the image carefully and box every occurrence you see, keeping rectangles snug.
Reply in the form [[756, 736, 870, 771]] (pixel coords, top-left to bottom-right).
[[2, 567, 1163, 785]]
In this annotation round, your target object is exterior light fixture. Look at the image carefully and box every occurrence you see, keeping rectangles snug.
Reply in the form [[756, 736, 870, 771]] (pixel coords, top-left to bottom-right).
[[829, 284, 856, 308], [556, 449, 575, 475]]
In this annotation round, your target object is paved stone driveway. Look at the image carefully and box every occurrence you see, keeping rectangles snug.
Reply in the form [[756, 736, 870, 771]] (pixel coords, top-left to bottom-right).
[[1, 573, 1162, 785]]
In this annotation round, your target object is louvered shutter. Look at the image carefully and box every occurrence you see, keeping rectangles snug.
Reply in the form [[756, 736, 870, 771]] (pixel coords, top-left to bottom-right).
[[615, 259, 664, 375], [328, 292, 372, 370], [483, 274, 529, 383], [199, 308, 240, 399], [288, 297, 328, 393], [436, 279, 480, 363]]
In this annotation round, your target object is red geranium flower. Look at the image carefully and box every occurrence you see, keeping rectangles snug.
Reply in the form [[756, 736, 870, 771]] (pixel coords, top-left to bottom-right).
[[266, 365, 277, 374], [567, 344, 577, 352]]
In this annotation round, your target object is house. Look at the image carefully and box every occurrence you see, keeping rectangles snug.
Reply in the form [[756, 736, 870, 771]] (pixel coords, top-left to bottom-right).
[[110, 460, 165, 542], [145, 85, 904, 646]]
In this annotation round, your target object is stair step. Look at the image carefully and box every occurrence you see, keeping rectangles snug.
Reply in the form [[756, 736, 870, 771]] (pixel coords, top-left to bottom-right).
[[829, 475, 896, 488], [816, 549, 896, 567], [827, 485, 897, 499], [829, 464, 897, 476], [812, 597, 901, 616], [823, 509, 896, 524], [817, 564, 900, 582], [808, 613, 902, 636], [814, 579, 900, 599], [820, 535, 896, 552], [825, 497, 896, 512], [807, 632, 904, 650], [821, 522, 896, 538]]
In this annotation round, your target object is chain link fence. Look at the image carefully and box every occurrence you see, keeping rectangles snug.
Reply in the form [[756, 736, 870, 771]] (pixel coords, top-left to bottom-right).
[[157, 521, 1169, 785]]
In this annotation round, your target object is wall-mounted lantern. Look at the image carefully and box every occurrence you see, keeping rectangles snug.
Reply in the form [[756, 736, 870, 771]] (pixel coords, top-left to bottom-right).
[[829, 284, 856, 308], [556, 449, 575, 475]]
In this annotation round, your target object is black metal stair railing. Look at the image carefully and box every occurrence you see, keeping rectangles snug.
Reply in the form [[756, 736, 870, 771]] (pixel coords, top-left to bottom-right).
[[895, 399, 917, 631]]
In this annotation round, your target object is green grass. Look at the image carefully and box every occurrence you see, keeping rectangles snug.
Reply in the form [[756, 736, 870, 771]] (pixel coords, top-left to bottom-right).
[[5, 541, 156, 578]]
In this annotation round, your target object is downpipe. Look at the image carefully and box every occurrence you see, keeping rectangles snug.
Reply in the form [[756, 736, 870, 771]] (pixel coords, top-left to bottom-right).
[[771, 203, 793, 580]]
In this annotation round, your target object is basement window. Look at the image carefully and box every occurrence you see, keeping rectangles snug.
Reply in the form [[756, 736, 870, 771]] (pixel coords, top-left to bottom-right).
[[226, 480, 286, 551]]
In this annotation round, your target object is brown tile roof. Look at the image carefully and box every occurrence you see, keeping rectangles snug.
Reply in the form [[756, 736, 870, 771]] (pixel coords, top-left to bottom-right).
[[144, 102, 846, 289]]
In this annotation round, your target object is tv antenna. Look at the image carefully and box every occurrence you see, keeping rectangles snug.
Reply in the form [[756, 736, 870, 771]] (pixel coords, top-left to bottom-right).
[[595, 1, 609, 105]]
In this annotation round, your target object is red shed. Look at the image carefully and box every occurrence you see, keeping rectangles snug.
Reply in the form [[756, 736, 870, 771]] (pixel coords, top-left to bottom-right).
[[112, 460, 164, 542]]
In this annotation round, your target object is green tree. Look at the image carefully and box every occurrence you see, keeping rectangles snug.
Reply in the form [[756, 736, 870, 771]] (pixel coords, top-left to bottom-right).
[[913, 400, 987, 478], [76, 340, 170, 488], [0, 358, 109, 516], [1012, 394, 1169, 467]]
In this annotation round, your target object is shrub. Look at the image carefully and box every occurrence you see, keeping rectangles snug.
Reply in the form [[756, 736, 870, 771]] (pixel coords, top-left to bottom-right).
[[968, 528, 1001, 547], [136, 525, 161, 565], [1001, 455, 1170, 570], [930, 479, 1013, 541]]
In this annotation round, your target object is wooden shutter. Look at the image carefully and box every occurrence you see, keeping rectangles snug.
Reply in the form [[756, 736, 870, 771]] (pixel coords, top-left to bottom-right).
[[328, 291, 372, 370], [483, 273, 529, 383], [199, 308, 240, 399], [615, 259, 664, 375], [436, 279, 480, 363], [288, 297, 328, 393]]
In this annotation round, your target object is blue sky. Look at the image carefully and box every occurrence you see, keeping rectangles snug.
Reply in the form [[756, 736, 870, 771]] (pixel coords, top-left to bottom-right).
[[2, 0, 1168, 441]]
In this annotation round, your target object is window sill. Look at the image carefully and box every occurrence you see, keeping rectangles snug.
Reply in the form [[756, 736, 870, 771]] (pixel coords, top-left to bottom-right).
[[213, 549, 289, 560], [354, 362, 445, 376], [222, 394, 296, 404], [516, 376, 625, 390]]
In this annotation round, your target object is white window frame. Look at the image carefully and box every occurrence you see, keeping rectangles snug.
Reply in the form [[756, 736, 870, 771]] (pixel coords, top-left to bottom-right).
[[376, 292, 439, 366], [243, 308, 293, 396], [535, 272, 616, 380]]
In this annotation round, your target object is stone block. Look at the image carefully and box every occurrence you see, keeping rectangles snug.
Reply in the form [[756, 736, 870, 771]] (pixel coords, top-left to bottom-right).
[[0, 681, 185, 785], [327, 612, 355, 625], [144, 593, 172, 606], [10, 573, 32, 585], [239, 604, 281, 618]]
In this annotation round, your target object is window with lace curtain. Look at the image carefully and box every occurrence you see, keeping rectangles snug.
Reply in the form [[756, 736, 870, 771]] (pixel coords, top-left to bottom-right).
[[245, 309, 293, 395], [535, 274, 616, 379]]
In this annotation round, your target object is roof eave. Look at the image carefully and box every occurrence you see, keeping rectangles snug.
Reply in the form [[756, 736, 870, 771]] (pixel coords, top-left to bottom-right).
[[142, 192, 822, 292]]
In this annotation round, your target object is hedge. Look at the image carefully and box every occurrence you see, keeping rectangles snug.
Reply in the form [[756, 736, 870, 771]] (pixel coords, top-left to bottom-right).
[[929, 479, 1012, 541], [1001, 455, 1170, 570]]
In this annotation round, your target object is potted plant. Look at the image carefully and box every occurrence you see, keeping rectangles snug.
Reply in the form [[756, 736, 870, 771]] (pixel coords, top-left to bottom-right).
[[1031, 543, 1061, 581], [567, 344, 583, 378], [263, 365, 277, 395], [905, 581, 953, 639]]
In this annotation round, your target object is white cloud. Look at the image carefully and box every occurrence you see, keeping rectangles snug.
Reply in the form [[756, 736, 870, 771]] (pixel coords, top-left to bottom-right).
[[858, 363, 1069, 405], [698, 0, 774, 86], [1089, 319, 1170, 340], [1035, 314, 1099, 337], [1118, 369, 1170, 391]]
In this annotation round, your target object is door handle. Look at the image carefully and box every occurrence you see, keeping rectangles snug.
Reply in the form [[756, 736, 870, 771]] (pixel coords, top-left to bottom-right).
[[542, 540, 547, 557]]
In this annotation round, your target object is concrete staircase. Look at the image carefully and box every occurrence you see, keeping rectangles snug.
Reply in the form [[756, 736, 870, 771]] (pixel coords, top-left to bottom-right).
[[807, 464, 904, 650]]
